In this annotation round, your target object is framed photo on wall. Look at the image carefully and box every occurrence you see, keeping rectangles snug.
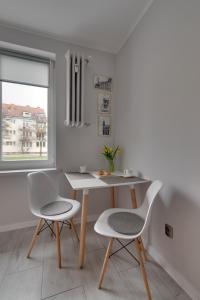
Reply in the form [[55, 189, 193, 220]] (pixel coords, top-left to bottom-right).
[[94, 74, 112, 92], [97, 92, 111, 114], [98, 115, 111, 136]]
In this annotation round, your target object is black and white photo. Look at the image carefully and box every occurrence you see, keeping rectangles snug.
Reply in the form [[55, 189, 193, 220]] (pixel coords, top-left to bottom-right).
[[97, 92, 111, 113], [94, 75, 112, 92], [98, 115, 111, 136]]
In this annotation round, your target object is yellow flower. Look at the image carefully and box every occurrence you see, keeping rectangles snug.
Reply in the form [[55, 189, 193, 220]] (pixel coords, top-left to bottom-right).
[[101, 145, 121, 159]]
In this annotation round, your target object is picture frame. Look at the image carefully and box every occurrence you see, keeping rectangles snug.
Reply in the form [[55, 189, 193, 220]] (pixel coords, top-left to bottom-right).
[[97, 92, 111, 114], [94, 74, 112, 92], [98, 115, 111, 136]]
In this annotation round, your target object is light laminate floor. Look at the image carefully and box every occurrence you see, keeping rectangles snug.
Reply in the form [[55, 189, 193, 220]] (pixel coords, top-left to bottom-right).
[[0, 223, 191, 300]]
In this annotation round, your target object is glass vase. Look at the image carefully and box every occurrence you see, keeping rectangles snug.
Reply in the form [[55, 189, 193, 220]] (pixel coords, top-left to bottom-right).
[[107, 159, 115, 173]]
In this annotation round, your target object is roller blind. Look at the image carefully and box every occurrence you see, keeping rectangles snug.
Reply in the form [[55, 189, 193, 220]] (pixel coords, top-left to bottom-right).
[[0, 50, 50, 87]]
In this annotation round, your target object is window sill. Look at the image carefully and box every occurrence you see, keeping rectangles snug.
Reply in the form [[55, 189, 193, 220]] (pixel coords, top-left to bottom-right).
[[0, 167, 58, 176]]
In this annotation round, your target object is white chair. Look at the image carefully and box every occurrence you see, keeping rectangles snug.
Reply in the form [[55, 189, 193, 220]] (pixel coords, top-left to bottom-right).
[[26, 171, 80, 268], [94, 180, 163, 300]]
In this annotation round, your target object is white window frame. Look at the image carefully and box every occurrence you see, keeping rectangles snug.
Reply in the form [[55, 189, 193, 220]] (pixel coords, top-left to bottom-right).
[[0, 48, 56, 171]]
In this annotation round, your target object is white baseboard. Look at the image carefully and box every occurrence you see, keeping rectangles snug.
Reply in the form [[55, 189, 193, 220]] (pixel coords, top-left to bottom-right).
[[0, 220, 37, 232], [0, 213, 99, 232], [148, 245, 200, 300]]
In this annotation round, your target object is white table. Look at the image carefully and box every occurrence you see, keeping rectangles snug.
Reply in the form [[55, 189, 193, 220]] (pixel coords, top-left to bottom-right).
[[65, 171, 148, 268]]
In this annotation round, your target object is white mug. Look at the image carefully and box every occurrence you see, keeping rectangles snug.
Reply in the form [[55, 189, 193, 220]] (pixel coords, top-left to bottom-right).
[[124, 169, 133, 176], [80, 165, 87, 173]]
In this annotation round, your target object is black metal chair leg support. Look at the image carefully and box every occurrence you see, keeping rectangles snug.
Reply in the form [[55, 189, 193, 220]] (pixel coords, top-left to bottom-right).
[[109, 238, 140, 265], [37, 219, 74, 239], [37, 220, 56, 238]]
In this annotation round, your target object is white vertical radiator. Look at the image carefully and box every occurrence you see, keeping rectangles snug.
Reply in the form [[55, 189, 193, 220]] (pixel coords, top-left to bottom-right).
[[65, 50, 88, 127]]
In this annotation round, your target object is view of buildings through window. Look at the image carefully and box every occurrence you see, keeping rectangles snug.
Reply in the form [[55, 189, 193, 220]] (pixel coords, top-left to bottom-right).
[[2, 82, 48, 161]]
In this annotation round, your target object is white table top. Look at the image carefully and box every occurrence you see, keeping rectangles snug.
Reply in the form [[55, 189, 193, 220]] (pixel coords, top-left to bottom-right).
[[65, 171, 148, 191]]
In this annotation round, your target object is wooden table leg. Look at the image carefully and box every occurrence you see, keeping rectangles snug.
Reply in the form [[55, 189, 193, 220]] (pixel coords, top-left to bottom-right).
[[129, 185, 148, 262], [70, 189, 79, 237], [55, 221, 61, 268], [111, 187, 115, 208], [71, 189, 77, 199], [79, 189, 89, 268], [129, 187, 137, 208]]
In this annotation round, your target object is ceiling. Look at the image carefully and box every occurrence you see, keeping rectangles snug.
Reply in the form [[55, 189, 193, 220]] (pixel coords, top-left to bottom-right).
[[0, 0, 153, 53]]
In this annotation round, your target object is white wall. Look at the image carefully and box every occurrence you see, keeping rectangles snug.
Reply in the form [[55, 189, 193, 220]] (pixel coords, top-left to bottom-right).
[[0, 25, 115, 230], [115, 0, 200, 298], [1, 2, 200, 297]]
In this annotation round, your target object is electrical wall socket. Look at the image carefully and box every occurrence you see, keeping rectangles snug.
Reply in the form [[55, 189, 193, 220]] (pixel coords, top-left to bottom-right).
[[165, 224, 173, 239]]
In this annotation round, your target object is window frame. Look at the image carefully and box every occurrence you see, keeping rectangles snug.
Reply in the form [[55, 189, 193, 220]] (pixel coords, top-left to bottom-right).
[[0, 52, 56, 171]]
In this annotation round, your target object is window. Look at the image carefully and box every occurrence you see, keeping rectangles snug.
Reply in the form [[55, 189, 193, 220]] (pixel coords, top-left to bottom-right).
[[0, 47, 55, 170]]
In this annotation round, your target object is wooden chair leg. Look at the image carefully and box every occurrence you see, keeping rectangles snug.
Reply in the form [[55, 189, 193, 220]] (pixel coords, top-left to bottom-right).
[[135, 238, 152, 300], [130, 187, 147, 262], [27, 218, 43, 258], [98, 238, 114, 289], [70, 219, 79, 241], [50, 221, 54, 239], [139, 237, 148, 261], [55, 221, 61, 268]]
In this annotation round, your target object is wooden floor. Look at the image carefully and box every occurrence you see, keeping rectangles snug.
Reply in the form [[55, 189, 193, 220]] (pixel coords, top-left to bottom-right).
[[0, 222, 191, 300]]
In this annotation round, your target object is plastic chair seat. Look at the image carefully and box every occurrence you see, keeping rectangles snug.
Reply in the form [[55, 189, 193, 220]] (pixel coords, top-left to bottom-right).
[[95, 207, 146, 240], [32, 196, 80, 221]]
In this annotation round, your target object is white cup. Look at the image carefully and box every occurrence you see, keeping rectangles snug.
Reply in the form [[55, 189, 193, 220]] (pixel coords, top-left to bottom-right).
[[124, 169, 133, 176], [80, 165, 87, 173]]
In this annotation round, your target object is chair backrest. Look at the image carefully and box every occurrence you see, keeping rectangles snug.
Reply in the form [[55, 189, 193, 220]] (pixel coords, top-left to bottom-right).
[[27, 171, 58, 213], [139, 180, 163, 235]]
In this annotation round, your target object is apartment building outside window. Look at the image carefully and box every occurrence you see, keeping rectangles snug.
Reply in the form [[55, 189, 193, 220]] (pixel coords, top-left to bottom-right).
[[0, 47, 56, 170]]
